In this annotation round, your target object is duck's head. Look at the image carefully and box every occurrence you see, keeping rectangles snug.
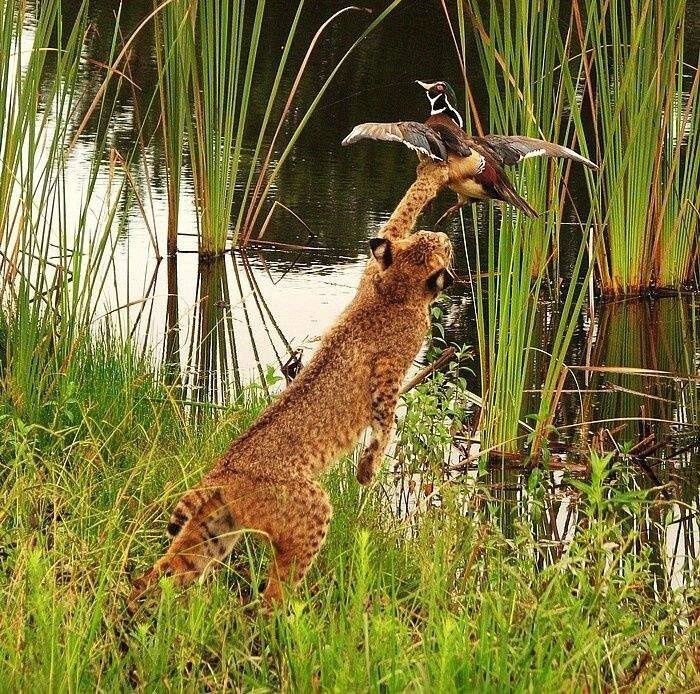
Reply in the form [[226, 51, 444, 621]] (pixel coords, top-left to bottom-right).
[[415, 80, 463, 129]]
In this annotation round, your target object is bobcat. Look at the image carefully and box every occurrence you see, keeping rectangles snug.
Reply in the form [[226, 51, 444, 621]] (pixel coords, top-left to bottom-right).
[[129, 164, 451, 608]]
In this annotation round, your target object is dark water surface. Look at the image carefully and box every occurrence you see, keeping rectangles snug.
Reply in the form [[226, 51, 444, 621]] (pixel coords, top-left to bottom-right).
[[18, 1, 700, 584]]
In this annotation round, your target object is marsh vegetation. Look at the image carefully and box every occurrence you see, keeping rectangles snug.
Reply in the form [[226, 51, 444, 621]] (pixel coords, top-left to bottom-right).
[[0, 0, 698, 689]]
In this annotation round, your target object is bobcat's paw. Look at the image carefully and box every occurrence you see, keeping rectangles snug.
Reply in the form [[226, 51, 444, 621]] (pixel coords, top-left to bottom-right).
[[356, 454, 376, 486], [127, 569, 159, 616]]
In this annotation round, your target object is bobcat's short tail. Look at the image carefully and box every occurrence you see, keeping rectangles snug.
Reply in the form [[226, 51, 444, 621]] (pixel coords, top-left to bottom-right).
[[167, 487, 216, 538]]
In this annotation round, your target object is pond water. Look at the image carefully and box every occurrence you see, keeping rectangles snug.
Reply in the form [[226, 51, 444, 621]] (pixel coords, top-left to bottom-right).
[[13, 0, 700, 586]]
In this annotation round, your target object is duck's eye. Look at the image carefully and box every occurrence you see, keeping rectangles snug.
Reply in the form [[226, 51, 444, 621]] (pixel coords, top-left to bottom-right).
[[436, 84, 444, 92]]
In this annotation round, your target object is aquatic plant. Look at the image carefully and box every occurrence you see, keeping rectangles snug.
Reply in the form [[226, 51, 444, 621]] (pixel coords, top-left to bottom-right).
[[449, 0, 594, 457], [0, 0, 127, 424], [578, 0, 700, 295], [155, 0, 405, 255], [186, 0, 267, 256], [456, 0, 595, 279], [153, 0, 192, 255], [447, 0, 699, 456]]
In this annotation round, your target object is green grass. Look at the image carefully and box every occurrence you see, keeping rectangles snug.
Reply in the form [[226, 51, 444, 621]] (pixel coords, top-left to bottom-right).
[[0, 334, 698, 691], [0, 0, 131, 425]]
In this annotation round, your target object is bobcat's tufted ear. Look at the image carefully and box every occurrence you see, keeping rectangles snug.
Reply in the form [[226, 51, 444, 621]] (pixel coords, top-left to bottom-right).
[[369, 237, 393, 270], [427, 268, 454, 294]]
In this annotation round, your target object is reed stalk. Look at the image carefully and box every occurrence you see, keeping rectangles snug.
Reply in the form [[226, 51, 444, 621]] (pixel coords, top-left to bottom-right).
[[452, 0, 594, 456], [186, 0, 265, 256], [154, 0, 192, 255], [0, 0, 128, 423], [654, 65, 700, 288], [578, 0, 699, 295], [156, 0, 284, 256], [463, 0, 588, 279], [239, 1, 404, 244], [154, 2, 401, 255]]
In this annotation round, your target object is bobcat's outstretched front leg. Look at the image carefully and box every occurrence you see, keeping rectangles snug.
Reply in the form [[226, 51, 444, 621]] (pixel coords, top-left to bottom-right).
[[357, 360, 401, 485]]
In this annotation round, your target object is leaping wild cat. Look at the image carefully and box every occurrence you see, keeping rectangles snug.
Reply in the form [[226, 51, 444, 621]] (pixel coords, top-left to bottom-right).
[[129, 164, 452, 609]]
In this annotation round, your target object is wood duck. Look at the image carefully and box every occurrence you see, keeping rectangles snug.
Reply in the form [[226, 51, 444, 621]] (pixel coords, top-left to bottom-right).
[[342, 80, 597, 220]]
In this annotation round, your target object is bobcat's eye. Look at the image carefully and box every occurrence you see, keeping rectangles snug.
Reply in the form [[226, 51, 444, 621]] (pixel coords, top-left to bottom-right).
[[427, 268, 454, 293]]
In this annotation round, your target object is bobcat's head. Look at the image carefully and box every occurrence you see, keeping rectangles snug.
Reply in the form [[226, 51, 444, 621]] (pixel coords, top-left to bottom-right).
[[369, 231, 454, 302]]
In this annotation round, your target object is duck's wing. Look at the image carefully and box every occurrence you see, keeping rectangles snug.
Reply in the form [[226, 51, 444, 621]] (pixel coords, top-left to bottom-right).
[[472, 135, 598, 170], [341, 122, 448, 162], [464, 142, 540, 218]]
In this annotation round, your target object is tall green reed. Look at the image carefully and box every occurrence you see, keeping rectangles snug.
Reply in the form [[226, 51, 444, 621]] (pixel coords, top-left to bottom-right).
[[578, 0, 699, 295], [188, 0, 266, 256], [0, 0, 128, 424], [0, 0, 57, 246], [154, 0, 305, 255], [154, 0, 192, 255], [654, 59, 700, 288], [461, 0, 593, 279], [238, 2, 405, 243], [450, 0, 594, 456], [156, 1, 404, 255]]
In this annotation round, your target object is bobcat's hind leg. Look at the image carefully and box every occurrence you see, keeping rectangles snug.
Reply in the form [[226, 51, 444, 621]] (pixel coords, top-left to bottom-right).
[[129, 487, 239, 611], [261, 478, 332, 605]]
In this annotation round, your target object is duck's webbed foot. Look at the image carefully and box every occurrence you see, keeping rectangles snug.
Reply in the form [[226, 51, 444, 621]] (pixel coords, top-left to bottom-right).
[[436, 198, 470, 227]]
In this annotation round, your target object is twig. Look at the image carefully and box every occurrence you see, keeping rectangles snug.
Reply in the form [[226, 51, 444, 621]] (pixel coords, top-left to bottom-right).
[[247, 238, 333, 253], [400, 347, 456, 395]]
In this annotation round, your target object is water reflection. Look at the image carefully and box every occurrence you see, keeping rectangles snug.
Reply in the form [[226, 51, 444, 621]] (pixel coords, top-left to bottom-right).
[[582, 298, 698, 456], [391, 295, 699, 589], [134, 249, 366, 407], [390, 443, 698, 591]]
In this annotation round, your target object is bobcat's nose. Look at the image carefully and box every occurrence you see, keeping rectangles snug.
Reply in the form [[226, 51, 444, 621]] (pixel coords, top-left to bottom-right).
[[434, 231, 450, 246], [434, 232, 453, 260]]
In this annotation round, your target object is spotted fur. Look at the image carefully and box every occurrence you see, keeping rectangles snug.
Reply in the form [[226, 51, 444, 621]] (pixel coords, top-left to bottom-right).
[[129, 164, 453, 609]]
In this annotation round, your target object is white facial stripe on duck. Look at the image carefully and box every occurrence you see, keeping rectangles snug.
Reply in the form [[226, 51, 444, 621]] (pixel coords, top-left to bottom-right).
[[422, 83, 464, 129], [431, 96, 464, 129]]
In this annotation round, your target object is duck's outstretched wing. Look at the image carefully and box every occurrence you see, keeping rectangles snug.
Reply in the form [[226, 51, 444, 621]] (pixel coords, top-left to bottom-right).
[[342, 122, 448, 162], [472, 135, 598, 170]]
